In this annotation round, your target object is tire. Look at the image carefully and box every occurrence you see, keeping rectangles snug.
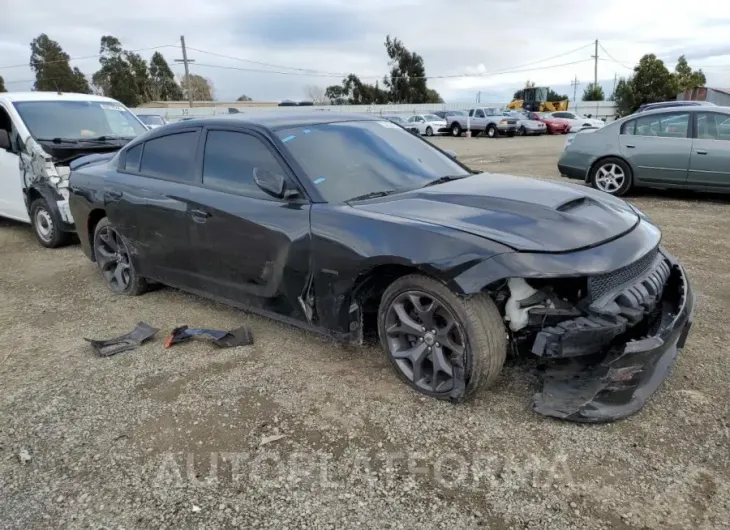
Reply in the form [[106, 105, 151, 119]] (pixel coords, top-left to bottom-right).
[[451, 123, 462, 137], [92, 217, 148, 296], [426, 126, 433, 137], [378, 274, 507, 402], [486, 125, 497, 138], [30, 197, 72, 248], [518, 126, 527, 136], [590, 157, 633, 197]]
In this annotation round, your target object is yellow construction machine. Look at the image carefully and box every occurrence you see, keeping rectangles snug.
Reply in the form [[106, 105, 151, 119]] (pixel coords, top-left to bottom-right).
[[507, 87, 569, 113]]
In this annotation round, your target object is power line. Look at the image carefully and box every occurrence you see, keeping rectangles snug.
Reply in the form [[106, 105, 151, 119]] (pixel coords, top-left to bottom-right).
[[0, 44, 177, 70], [597, 43, 633, 70]]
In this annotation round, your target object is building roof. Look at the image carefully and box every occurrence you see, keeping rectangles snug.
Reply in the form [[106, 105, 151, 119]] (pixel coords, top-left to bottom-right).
[[710, 88, 730, 96], [0, 91, 123, 104]]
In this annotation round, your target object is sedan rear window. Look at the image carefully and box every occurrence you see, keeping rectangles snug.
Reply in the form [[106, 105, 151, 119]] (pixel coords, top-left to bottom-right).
[[276, 120, 469, 203]]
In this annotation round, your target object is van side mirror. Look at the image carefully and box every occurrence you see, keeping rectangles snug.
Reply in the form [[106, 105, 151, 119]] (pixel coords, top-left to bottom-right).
[[253, 167, 299, 199], [0, 130, 10, 151]]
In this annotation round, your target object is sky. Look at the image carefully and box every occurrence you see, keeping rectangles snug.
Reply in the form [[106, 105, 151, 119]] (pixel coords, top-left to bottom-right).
[[1, 0, 730, 105]]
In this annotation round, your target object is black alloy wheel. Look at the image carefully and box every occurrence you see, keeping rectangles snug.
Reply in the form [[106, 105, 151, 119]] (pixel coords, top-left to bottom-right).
[[378, 274, 507, 401], [383, 290, 465, 394], [93, 218, 147, 295], [518, 125, 527, 136]]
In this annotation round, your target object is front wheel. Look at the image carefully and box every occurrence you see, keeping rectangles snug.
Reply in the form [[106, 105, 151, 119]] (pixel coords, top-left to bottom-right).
[[30, 197, 72, 248], [486, 125, 497, 138], [518, 126, 527, 136], [451, 123, 462, 137], [590, 157, 633, 196], [378, 274, 507, 402], [425, 126, 433, 137], [93, 217, 148, 296]]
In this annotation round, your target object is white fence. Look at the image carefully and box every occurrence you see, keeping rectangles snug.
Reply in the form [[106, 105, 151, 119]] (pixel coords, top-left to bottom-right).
[[133, 100, 617, 122]]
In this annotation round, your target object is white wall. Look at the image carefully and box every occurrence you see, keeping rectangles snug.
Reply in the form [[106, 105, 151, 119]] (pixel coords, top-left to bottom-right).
[[133, 101, 618, 122]]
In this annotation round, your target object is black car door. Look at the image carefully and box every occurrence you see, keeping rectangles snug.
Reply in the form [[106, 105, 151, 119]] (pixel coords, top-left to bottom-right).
[[106, 127, 202, 287], [188, 127, 312, 320]]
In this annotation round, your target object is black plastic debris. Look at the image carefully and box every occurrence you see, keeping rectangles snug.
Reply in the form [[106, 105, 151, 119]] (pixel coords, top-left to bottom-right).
[[84, 322, 160, 357], [163, 325, 254, 349]]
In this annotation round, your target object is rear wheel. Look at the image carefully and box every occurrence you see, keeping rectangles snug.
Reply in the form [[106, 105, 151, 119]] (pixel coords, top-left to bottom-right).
[[486, 125, 497, 138], [30, 197, 71, 248], [93, 217, 147, 296], [378, 274, 507, 402], [590, 157, 633, 196]]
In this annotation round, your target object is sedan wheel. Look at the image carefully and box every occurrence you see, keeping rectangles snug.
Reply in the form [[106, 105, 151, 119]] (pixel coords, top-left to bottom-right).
[[378, 274, 507, 401], [93, 218, 148, 296], [518, 126, 527, 136], [426, 126, 433, 137], [591, 157, 632, 196]]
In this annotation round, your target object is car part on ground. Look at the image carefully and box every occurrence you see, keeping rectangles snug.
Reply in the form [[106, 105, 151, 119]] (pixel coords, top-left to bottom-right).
[[69, 112, 695, 422], [84, 321, 160, 357], [163, 325, 254, 349], [558, 105, 730, 196]]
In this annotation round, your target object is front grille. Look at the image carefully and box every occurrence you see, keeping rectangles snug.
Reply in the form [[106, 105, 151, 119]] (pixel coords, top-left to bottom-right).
[[588, 248, 659, 300]]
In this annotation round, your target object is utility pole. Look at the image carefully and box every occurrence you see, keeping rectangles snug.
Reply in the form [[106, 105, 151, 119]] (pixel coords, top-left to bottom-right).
[[175, 36, 195, 108], [592, 39, 599, 89], [571, 75, 580, 109]]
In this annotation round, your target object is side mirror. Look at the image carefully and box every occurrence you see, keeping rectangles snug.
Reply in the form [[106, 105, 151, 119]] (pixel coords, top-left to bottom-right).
[[253, 168, 299, 199], [444, 150, 457, 160], [0, 130, 10, 151]]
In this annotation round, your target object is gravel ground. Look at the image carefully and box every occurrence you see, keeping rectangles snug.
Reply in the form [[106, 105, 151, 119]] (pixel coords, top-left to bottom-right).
[[1, 134, 729, 529]]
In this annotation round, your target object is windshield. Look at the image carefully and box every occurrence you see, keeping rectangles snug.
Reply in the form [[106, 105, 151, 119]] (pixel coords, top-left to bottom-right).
[[138, 115, 165, 126], [276, 120, 469, 203], [13, 100, 147, 141], [423, 114, 441, 121], [385, 116, 405, 124]]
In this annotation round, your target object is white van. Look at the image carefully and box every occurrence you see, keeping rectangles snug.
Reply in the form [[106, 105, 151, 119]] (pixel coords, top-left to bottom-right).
[[0, 92, 148, 247]]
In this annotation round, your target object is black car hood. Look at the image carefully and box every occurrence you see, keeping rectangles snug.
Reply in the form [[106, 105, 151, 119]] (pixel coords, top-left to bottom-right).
[[354, 173, 640, 252]]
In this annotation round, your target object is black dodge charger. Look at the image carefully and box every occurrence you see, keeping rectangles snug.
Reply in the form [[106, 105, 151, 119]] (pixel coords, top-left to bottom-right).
[[68, 113, 694, 423]]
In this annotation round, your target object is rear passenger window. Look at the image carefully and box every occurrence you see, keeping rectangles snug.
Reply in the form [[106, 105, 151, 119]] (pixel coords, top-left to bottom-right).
[[620, 121, 636, 135], [139, 131, 199, 182], [696, 113, 730, 141], [123, 143, 142, 171], [202, 130, 287, 199], [634, 113, 689, 138]]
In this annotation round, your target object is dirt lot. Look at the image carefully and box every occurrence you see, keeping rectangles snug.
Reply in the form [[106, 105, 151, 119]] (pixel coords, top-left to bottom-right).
[[1, 134, 729, 529]]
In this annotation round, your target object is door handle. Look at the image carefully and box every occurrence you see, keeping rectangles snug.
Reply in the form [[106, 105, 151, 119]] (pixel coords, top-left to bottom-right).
[[625, 144, 635, 148], [190, 209, 211, 223], [696, 150, 708, 155], [105, 190, 123, 201]]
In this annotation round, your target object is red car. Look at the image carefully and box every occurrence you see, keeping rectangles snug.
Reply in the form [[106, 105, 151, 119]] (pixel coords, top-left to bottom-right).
[[526, 112, 571, 134]]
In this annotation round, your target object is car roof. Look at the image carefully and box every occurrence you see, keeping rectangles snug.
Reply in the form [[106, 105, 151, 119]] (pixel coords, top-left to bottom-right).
[[164, 112, 383, 131], [631, 105, 730, 118], [0, 91, 125, 104]]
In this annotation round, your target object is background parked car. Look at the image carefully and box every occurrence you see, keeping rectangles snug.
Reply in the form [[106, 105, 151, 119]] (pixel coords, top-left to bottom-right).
[[383, 114, 419, 134], [136, 114, 167, 129], [558, 105, 730, 196], [543, 111, 605, 132], [446, 107, 519, 138], [526, 111, 571, 134], [406, 114, 448, 136], [502, 110, 546, 136]]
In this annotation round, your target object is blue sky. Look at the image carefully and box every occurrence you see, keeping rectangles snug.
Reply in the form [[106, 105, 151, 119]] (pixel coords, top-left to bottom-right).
[[1, 0, 729, 104]]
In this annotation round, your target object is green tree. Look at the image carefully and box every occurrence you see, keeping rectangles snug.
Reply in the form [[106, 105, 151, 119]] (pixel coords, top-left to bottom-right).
[[29, 34, 90, 93], [0, 75, 6, 92], [325, 74, 388, 105], [513, 80, 536, 100], [582, 83, 605, 101], [673, 55, 706, 92], [236, 94, 253, 101], [180, 74, 214, 101], [92, 35, 150, 107], [547, 88, 569, 102], [148, 51, 183, 101], [613, 54, 678, 117]]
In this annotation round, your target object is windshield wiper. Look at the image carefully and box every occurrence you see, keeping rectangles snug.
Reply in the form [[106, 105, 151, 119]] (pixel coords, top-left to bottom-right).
[[35, 137, 80, 144], [347, 189, 403, 202], [80, 135, 135, 142], [421, 174, 470, 188]]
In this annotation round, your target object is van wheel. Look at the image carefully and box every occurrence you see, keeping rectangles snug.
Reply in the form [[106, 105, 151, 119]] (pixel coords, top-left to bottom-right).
[[30, 198, 71, 248], [93, 217, 148, 296], [378, 274, 507, 402]]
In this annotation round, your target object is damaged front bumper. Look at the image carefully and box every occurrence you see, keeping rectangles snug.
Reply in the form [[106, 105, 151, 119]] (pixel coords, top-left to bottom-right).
[[532, 254, 694, 423]]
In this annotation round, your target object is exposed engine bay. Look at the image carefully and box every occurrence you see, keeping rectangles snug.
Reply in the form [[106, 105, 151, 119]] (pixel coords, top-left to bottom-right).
[[492, 246, 693, 422], [20, 137, 74, 224]]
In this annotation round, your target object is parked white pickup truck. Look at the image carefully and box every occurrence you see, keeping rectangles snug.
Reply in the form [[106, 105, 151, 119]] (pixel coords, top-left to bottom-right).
[[445, 107, 520, 138], [0, 92, 147, 247]]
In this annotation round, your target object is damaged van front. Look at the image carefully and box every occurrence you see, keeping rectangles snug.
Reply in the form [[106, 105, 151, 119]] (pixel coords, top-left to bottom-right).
[[0, 92, 147, 247]]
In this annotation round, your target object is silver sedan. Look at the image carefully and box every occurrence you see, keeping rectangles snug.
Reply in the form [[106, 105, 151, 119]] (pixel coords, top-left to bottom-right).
[[503, 111, 546, 136], [558, 106, 730, 196]]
